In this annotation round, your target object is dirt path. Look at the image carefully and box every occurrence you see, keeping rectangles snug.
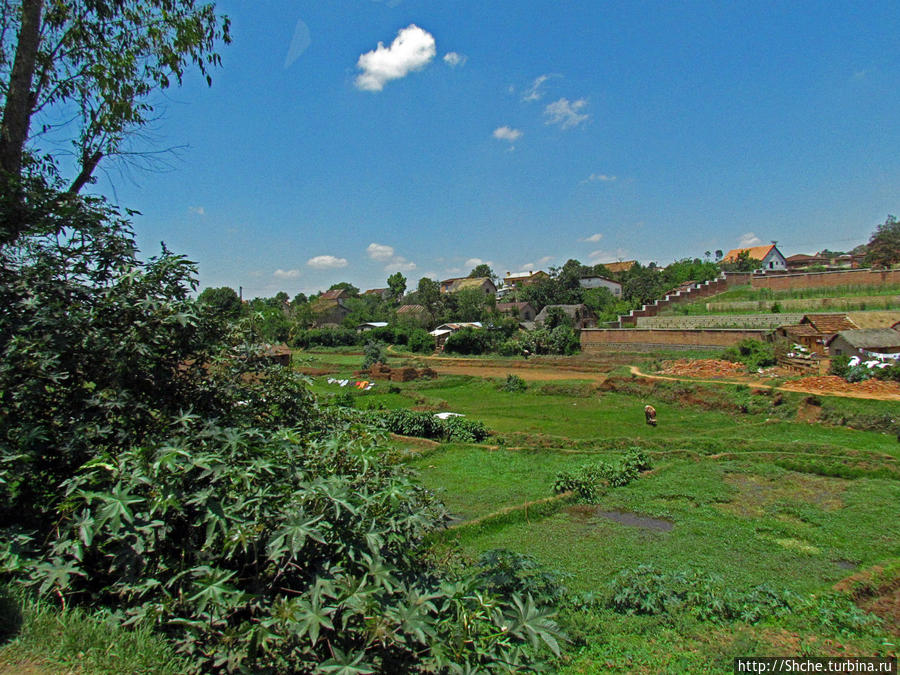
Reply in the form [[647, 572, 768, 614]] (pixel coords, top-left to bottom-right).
[[627, 366, 900, 402]]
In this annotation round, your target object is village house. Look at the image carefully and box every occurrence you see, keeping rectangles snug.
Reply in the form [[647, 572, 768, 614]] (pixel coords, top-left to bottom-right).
[[496, 302, 537, 321], [429, 322, 482, 351], [599, 260, 637, 274], [363, 288, 390, 299], [578, 276, 622, 297], [785, 253, 828, 271], [357, 321, 389, 332], [439, 277, 497, 296], [827, 328, 900, 360], [722, 244, 788, 272], [310, 289, 351, 327], [395, 304, 429, 326], [775, 314, 859, 355], [534, 304, 597, 330]]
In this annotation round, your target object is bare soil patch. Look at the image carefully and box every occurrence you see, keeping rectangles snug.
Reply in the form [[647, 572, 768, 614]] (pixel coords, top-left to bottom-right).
[[568, 505, 673, 531], [718, 472, 846, 518], [781, 375, 900, 399], [658, 359, 747, 378]]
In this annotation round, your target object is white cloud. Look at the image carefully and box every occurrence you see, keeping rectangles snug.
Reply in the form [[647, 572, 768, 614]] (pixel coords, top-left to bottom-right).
[[582, 233, 603, 243], [493, 126, 522, 142], [589, 247, 629, 262], [367, 242, 394, 261], [307, 255, 348, 269], [465, 257, 492, 268], [581, 173, 616, 184], [188, 206, 205, 215], [355, 24, 436, 92], [385, 258, 417, 273], [443, 51, 466, 67], [738, 232, 762, 247], [273, 268, 301, 279], [544, 97, 589, 128], [537, 255, 555, 265], [522, 74, 551, 102]]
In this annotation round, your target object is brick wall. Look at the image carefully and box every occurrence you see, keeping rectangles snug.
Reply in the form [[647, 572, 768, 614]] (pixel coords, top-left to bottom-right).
[[748, 268, 900, 291], [581, 328, 771, 351], [635, 313, 805, 330]]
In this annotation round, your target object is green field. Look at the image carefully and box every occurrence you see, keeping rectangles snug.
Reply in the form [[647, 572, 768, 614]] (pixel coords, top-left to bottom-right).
[[362, 367, 899, 672]]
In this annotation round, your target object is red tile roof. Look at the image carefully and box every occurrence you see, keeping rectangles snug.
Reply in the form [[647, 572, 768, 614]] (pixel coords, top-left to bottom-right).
[[722, 245, 775, 263]]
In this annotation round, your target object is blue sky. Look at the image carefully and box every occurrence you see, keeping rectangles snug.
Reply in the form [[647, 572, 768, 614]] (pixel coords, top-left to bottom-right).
[[97, 1, 900, 298]]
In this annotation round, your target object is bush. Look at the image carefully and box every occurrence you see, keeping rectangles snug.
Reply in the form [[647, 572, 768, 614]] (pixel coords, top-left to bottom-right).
[[406, 328, 436, 354], [375, 409, 488, 442], [362, 340, 387, 369], [291, 328, 359, 349], [444, 327, 494, 355], [721, 338, 776, 371], [552, 448, 651, 501], [501, 374, 528, 392]]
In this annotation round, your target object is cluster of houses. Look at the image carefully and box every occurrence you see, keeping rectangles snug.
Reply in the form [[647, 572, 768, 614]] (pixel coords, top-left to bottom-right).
[[775, 314, 900, 368]]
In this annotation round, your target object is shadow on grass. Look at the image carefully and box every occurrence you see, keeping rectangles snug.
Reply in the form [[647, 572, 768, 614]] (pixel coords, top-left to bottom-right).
[[0, 586, 24, 646]]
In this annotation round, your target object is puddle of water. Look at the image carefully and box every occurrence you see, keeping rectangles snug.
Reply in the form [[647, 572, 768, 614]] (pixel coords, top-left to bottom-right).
[[833, 559, 857, 570], [594, 509, 673, 531]]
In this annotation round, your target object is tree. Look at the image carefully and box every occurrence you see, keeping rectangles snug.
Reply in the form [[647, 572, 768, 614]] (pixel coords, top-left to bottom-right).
[[0, 0, 231, 245], [468, 263, 496, 280], [865, 215, 900, 269], [328, 281, 359, 296], [386, 271, 406, 301], [416, 276, 442, 323], [198, 285, 242, 319]]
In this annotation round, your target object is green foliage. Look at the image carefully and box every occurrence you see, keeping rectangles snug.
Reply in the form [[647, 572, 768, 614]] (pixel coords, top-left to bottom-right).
[[406, 328, 436, 354], [291, 327, 359, 348], [721, 338, 776, 371], [829, 354, 851, 379], [197, 286, 242, 320], [552, 448, 651, 501], [386, 271, 406, 301], [444, 327, 494, 355], [362, 340, 387, 370], [865, 214, 900, 269], [501, 374, 528, 393], [607, 566, 796, 622], [376, 410, 489, 442]]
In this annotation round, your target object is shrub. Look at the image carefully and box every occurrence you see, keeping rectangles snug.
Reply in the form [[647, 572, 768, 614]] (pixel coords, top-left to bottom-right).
[[721, 338, 776, 371], [362, 340, 387, 369], [375, 410, 488, 442], [552, 448, 651, 501], [406, 328, 436, 354], [444, 327, 494, 355], [501, 374, 528, 392]]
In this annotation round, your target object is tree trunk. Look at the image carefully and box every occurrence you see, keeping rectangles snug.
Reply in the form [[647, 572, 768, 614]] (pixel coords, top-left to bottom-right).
[[0, 0, 43, 178]]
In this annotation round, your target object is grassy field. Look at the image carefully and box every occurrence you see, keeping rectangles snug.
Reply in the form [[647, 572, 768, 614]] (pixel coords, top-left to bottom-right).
[[3, 347, 897, 673], [365, 364, 899, 672]]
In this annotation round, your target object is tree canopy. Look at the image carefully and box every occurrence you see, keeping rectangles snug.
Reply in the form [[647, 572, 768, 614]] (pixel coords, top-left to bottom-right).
[[865, 215, 900, 269]]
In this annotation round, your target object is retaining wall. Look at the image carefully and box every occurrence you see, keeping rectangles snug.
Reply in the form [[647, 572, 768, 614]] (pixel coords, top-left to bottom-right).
[[635, 313, 804, 330], [748, 268, 900, 290], [581, 328, 771, 351]]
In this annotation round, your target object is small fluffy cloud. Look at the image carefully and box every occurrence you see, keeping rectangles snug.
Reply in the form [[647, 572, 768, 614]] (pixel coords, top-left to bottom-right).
[[465, 257, 492, 268], [307, 255, 348, 269], [581, 173, 616, 184], [367, 242, 394, 261], [493, 126, 522, 142], [582, 233, 603, 243], [385, 258, 417, 273], [538, 255, 555, 265], [522, 74, 551, 102], [443, 52, 466, 67], [188, 206, 205, 215], [273, 268, 301, 279], [738, 232, 762, 248], [544, 98, 589, 129], [355, 24, 436, 92]]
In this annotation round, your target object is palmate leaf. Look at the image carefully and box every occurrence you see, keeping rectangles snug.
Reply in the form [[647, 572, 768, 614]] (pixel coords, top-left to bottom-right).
[[186, 567, 245, 614], [293, 595, 336, 645], [96, 482, 145, 532], [267, 512, 325, 560], [319, 646, 375, 674], [508, 594, 562, 657]]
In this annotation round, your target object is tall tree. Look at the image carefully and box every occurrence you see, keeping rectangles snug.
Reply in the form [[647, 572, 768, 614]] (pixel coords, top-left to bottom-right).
[[386, 271, 406, 300], [0, 0, 231, 245], [865, 215, 900, 269]]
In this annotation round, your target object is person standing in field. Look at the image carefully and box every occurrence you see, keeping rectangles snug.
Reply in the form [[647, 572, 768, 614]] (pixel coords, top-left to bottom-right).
[[644, 404, 657, 426]]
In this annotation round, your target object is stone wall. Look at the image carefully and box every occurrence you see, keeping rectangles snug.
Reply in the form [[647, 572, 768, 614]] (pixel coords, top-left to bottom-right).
[[581, 328, 771, 351], [635, 313, 804, 330]]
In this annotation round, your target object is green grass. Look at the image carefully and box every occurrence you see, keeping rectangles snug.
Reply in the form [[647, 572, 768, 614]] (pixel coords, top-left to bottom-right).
[[393, 366, 900, 671], [0, 586, 187, 674]]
